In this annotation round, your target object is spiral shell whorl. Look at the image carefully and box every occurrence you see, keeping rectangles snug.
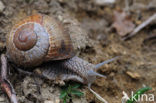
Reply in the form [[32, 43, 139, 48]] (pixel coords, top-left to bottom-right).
[[6, 14, 74, 67], [13, 23, 37, 51], [7, 15, 49, 67]]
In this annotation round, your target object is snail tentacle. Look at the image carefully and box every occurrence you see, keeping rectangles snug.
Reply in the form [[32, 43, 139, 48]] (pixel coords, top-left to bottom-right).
[[87, 70, 106, 78], [95, 56, 119, 69]]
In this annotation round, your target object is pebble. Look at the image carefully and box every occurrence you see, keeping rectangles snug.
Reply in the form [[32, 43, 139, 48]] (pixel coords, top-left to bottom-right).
[[44, 100, 53, 103], [0, 1, 5, 13], [94, 0, 115, 5], [126, 71, 141, 79], [0, 97, 5, 102], [44, 99, 60, 103]]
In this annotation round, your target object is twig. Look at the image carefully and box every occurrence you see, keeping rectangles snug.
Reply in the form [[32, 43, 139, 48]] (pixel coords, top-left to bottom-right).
[[0, 54, 18, 103], [143, 34, 156, 44], [123, 13, 156, 40], [88, 84, 108, 103], [1, 54, 7, 79]]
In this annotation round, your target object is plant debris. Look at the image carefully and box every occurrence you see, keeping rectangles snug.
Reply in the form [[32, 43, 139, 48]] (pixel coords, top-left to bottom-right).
[[112, 10, 135, 36], [123, 13, 156, 40]]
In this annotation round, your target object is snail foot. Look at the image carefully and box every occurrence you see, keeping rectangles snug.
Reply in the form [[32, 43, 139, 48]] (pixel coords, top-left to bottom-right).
[[86, 56, 119, 84], [41, 67, 85, 84]]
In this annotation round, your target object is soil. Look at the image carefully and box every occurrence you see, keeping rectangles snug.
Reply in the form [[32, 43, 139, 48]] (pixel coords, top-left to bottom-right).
[[0, 0, 155, 103]]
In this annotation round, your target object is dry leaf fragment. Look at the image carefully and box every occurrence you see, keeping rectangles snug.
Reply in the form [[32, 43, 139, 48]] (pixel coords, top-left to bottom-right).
[[113, 10, 135, 36]]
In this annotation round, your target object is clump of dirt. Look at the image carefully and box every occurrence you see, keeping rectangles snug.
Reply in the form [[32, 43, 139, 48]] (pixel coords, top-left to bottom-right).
[[0, 0, 155, 103]]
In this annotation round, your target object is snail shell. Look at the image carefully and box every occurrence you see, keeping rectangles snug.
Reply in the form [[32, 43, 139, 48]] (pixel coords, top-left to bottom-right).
[[6, 14, 75, 67]]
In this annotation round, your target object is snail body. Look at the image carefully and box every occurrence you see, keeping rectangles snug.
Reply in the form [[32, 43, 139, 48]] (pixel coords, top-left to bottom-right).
[[6, 14, 115, 85]]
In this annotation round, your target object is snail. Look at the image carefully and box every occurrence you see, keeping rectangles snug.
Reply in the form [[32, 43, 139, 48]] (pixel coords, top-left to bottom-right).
[[2, 13, 119, 103], [6, 14, 118, 85]]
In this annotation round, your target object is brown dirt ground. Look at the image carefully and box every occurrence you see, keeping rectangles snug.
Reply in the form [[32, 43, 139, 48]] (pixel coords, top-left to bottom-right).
[[0, 0, 155, 103]]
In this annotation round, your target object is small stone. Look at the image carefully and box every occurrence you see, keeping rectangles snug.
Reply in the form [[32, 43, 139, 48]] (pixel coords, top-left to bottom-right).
[[54, 79, 65, 86], [72, 96, 88, 103], [135, 20, 142, 25], [94, 0, 115, 5], [0, 97, 5, 102], [58, 0, 64, 3], [109, 72, 115, 77], [34, 68, 42, 74], [0, 1, 5, 13], [44, 100, 53, 103], [126, 71, 141, 79], [42, 83, 47, 88], [44, 99, 60, 103], [58, 15, 63, 21]]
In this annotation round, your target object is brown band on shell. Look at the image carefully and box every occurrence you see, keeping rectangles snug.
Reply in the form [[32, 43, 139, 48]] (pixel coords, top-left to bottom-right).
[[42, 15, 75, 60], [13, 23, 37, 51], [12, 14, 43, 30]]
